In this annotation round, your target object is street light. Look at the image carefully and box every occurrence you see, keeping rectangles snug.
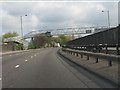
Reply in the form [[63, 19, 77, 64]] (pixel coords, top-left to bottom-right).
[[20, 14, 27, 39], [20, 14, 27, 50], [102, 10, 110, 28]]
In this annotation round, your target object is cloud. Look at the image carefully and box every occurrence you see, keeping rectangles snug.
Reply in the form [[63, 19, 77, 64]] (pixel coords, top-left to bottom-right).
[[2, 10, 20, 31], [1, 1, 118, 35]]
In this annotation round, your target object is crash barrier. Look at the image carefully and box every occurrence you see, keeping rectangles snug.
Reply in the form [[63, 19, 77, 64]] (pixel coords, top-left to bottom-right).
[[62, 48, 120, 66]]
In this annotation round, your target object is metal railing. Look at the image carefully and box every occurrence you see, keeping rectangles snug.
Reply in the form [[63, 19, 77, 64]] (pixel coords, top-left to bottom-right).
[[62, 48, 120, 66]]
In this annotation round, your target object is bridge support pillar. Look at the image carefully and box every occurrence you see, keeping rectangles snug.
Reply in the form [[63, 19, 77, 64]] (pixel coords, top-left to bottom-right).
[[31, 37, 34, 43]]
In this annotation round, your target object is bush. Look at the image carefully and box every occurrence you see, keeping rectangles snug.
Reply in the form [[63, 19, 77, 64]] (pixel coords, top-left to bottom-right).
[[15, 44, 23, 50], [28, 42, 36, 49]]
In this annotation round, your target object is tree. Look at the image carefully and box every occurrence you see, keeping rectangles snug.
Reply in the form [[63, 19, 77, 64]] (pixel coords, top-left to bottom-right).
[[3, 32, 18, 38], [32, 34, 52, 48], [15, 43, 23, 50], [59, 35, 72, 45], [52, 37, 62, 44], [30, 34, 72, 49], [28, 42, 36, 49]]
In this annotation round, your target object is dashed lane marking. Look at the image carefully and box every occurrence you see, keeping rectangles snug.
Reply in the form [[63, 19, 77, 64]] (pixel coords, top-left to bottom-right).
[[15, 65, 20, 68], [25, 59, 28, 62], [0, 78, 2, 80]]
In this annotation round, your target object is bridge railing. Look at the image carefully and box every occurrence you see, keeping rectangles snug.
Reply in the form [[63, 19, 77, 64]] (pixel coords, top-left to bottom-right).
[[3, 36, 29, 49]]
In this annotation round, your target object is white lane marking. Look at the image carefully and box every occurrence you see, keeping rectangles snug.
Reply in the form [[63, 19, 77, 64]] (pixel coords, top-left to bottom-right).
[[10, 55, 12, 56], [15, 65, 20, 68], [34, 54, 36, 56], [0, 78, 2, 80], [25, 59, 28, 62]]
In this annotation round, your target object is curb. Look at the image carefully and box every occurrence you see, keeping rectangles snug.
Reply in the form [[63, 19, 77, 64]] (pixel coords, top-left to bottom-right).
[[2, 51, 22, 55], [1, 50, 29, 55]]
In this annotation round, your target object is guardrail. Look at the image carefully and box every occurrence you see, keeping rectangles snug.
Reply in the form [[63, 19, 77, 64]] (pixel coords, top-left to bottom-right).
[[62, 48, 120, 66]]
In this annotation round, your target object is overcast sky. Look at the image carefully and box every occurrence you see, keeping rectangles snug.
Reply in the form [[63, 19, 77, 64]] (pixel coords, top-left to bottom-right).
[[0, 1, 119, 36]]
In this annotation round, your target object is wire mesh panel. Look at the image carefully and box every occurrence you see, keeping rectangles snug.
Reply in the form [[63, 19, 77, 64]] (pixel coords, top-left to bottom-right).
[[66, 26, 119, 47]]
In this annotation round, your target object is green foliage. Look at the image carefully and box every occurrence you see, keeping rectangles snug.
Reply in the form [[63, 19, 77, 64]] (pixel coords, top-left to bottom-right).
[[52, 37, 62, 44], [52, 35, 72, 45], [28, 42, 36, 49], [31, 34, 72, 49], [59, 35, 72, 45], [15, 44, 23, 50], [32, 35, 50, 48], [3, 32, 18, 38]]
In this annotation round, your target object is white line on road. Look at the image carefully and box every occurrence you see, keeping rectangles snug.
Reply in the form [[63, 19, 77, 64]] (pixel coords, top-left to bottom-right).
[[34, 54, 36, 56], [0, 78, 2, 80], [10, 55, 12, 56], [15, 65, 20, 68], [25, 59, 28, 62]]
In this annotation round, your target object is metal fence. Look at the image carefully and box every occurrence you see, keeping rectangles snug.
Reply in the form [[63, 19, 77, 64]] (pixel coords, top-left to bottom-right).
[[65, 26, 120, 55]]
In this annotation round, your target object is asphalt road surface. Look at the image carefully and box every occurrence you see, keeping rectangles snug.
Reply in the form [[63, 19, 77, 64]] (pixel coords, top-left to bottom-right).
[[2, 48, 116, 88]]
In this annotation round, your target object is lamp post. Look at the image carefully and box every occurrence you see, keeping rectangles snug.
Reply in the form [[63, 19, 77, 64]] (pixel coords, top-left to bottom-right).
[[102, 10, 110, 28], [20, 14, 27, 38], [20, 14, 27, 50]]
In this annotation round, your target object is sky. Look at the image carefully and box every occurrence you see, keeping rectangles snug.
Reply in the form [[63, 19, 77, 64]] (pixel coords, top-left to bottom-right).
[[0, 1, 119, 36]]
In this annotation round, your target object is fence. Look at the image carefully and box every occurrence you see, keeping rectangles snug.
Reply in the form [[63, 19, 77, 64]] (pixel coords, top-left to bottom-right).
[[62, 26, 120, 66], [65, 26, 120, 55]]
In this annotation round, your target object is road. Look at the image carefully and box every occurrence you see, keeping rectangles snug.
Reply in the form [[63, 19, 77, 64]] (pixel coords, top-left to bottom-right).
[[2, 48, 116, 88]]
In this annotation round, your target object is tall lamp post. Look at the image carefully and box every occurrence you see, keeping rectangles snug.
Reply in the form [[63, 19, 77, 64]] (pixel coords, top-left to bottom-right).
[[20, 14, 27, 49], [102, 10, 110, 28], [20, 14, 27, 38]]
